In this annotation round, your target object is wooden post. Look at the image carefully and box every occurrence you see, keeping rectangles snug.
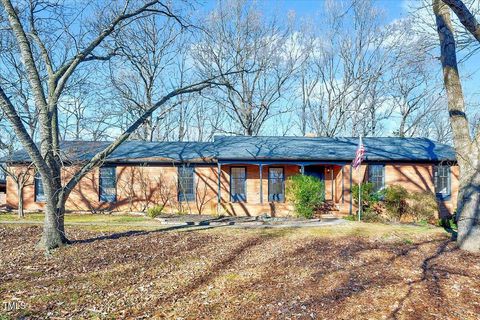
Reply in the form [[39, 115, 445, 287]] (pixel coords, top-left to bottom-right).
[[349, 164, 353, 215], [259, 164, 263, 204], [330, 166, 334, 201]]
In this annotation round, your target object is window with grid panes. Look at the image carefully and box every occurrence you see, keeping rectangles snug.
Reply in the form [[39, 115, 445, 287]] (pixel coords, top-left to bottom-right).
[[434, 165, 451, 199], [178, 166, 195, 201], [99, 166, 116, 202], [230, 167, 246, 202], [368, 165, 385, 192], [268, 167, 285, 202]]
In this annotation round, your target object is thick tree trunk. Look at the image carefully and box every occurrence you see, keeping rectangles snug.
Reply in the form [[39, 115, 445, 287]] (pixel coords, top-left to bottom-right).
[[456, 165, 480, 252], [38, 170, 68, 250], [17, 184, 24, 218], [39, 204, 65, 250], [433, 0, 480, 252]]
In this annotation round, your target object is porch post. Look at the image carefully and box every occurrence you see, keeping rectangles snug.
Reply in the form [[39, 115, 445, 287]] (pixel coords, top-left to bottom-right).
[[330, 166, 334, 201], [349, 164, 353, 215], [217, 162, 221, 215], [259, 164, 263, 204], [300, 164, 305, 175], [341, 165, 345, 204]]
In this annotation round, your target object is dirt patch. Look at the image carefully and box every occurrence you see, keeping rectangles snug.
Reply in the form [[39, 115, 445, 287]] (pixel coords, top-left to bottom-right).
[[0, 225, 479, 319]]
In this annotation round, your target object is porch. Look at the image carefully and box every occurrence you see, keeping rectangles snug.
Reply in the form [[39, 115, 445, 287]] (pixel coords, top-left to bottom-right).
[[215, 161, 355, 217]]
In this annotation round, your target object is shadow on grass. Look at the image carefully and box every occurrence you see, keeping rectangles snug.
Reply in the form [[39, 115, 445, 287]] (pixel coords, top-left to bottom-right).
[[72, 223, 221, 245], [243, 235, 462, 319], [390, 239, 451, 319]]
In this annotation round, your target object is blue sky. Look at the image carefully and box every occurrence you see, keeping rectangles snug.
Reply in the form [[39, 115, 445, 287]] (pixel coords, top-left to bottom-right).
[[256, 0, 407, 20], [198, 0, 479, 112], [199, 0, 408, 21]]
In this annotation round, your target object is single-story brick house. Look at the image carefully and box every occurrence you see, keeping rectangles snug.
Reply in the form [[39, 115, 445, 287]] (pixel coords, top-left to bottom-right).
[[4, 136, 458, 217]]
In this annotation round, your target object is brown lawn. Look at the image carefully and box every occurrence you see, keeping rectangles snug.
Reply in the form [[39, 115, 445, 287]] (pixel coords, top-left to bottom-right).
[[0, 221, 479, 319]]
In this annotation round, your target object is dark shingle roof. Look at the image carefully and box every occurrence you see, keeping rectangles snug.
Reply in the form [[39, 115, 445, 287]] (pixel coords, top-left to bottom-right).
[[4, 136, 456, 164], [213, 136, 456, 162], [6, 141, 216, 163]]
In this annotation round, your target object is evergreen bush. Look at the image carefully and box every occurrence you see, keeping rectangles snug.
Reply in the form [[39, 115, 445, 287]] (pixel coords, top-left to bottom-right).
[[287, 175, 325, 219]]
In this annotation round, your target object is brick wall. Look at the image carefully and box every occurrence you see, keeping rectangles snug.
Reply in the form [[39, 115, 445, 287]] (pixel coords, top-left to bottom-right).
[[0, 192, 5, 206], [5, 162, 459, 217]]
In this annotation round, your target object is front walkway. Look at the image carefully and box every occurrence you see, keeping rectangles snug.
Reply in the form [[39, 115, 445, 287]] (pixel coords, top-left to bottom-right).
[[154, 214, 347, 228], [0, 213, 347, 229]]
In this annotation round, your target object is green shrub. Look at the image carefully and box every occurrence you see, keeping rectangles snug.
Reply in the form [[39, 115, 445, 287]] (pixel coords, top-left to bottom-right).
[[351, 184, 438, 224], [383, 186, 437, 223], [407, 191, 438, 224], [439, 211, 458, 230], [147, 205, 164, 218], [351, 182, 386, 206], [286, 174, 325, 219], [351, 182, 377, 206], [384, 185, 409, 221], [351, 183, 384, 221]]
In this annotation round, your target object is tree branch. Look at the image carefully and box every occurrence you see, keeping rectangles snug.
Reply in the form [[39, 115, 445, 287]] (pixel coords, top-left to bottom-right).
[[28, 1, 54, 78], [53, 0, 178, 99], [0, 85, 50, 178], [1, 0, 51, 149], [61, 72, 236, 198], [443, 0, 480, 42], [433, 0, 473, 164]]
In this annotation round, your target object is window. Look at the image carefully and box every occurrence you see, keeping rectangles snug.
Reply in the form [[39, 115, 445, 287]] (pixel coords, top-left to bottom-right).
[[230, 167, 246, 202], [0, 164, 5, 182], [368, 165, 385, 193], [178, 166, 195, 202], [99, 166, 116, 202], [268, 167, 285, 202], [434, 165, 451, 199], [34, 172, 45, 202]]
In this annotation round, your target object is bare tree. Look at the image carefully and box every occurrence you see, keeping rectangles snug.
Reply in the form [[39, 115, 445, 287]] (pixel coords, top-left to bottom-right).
[[432, 0, 480, 252], [388, 41, 444, 137], [415, 100, 453, 144], [0, 0, 234, 250], [0, 31, 38, 138], [297, 0, 394, 137], [0, 163, 33, 218], [194, 0, 307, 136], [1, 110, 34, 218], [109, 15, 183, 141], [57, 73, 118, 141]]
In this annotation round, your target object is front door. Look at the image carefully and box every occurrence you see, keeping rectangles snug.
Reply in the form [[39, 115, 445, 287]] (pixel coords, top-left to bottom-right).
[[304, 166, 326, 198], [304, 166, 325, 181]]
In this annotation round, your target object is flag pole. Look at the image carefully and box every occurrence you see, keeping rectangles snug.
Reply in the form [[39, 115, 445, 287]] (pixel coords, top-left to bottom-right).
[[353, 135, 364, 222], [358, 168, 362, 221], [358, 135, 362, 222]]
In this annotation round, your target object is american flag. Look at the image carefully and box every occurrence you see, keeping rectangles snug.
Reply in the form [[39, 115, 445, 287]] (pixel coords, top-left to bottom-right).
[[352, 136, 365, 170]]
